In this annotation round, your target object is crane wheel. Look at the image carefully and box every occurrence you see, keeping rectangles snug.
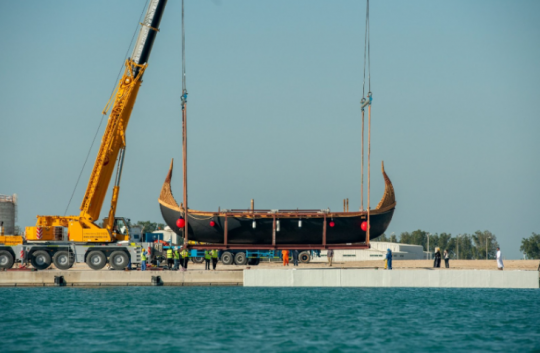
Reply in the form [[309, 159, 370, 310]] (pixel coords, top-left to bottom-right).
[[299, 251, 311, 263], [31, 250, 52, 270], [86, 251, 107, 270], [221, 252, 234, 265], [0, 250, 14, 270], [52, 251, 73, 270], [234, 252, 247, 265], [109, 251, 129, 270]]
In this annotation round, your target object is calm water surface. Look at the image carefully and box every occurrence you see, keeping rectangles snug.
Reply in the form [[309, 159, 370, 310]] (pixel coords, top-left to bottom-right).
[[1, 287, 539, 352]]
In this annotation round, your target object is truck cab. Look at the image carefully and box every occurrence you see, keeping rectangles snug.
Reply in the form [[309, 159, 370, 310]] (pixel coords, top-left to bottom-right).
[[103, 217, 141, 242]]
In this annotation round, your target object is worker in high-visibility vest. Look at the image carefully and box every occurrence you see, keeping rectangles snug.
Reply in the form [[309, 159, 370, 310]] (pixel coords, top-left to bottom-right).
[[173, 248, 180, 271], [166, 248, 173, 270], [180, 248, 189, 270], [204, 250, 211, 270], [210, 249, 219, 270], [141, 249, 147, 271]]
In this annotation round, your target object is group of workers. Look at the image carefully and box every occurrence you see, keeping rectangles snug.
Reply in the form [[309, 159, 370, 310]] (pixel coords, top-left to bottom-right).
[[281, 250, 307, 267], [140, 247, 219, 271], [204, 249, 219, 270], [280, 250, 336, 267]]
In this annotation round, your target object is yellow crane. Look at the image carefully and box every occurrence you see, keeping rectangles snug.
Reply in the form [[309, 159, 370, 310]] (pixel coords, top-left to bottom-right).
[[25, 0, 168, 244], [0, 0, 169, 271]]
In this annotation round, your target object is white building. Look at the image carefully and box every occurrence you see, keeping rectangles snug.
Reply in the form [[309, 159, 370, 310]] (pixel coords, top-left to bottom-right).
[[311, 242, 427, 262], [149, 226, 182, 245]]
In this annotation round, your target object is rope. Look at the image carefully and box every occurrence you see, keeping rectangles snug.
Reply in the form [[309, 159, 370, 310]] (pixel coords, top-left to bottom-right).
[[360, 0, 372, 242], [181, 0, 189, 245], [362, 0, 371, 97], [182, 0, 186, 93], [367, 101, 371, 243], [361, 109, 364, 211], [63, 0, 149, 216]]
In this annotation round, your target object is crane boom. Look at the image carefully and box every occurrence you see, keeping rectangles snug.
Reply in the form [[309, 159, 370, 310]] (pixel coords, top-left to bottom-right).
[[29, 0, 168, 243], [80, 0, 167, 222]]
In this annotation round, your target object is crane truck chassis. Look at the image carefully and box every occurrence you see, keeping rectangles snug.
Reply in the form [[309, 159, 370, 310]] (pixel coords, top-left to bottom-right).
[[0, 217, 142, 271], [0, 241, 141, 271]]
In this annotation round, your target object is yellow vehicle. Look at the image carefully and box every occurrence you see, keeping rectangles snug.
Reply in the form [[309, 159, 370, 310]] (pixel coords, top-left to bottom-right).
[[0, 0, 168, 271]]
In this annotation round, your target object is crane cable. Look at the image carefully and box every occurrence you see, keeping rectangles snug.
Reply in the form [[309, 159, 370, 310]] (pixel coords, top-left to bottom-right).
[[63, 0, 150, 217], [181, 0, 189, 245], [360, 0, 372, 242]]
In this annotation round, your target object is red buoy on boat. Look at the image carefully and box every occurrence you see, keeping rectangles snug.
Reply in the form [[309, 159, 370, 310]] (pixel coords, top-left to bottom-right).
[[209, 220, 216, 227], [329, 221, 335, 227], [361, 221, 368, 231], [176, 218, 186, 228]]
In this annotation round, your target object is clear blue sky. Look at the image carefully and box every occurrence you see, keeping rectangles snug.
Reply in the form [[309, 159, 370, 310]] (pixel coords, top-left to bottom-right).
[[1, 0, 539, 259]]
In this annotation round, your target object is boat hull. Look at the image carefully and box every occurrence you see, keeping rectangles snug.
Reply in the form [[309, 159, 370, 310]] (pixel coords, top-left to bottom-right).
[[161, 203, 394, 244], [158, 159, 396, 246]]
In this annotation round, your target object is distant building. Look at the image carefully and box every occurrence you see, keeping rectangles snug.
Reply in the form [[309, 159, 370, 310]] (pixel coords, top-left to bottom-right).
[[145, 226, 181, 245], [0, 194, 17, 235], [311, 242, 427, 262]]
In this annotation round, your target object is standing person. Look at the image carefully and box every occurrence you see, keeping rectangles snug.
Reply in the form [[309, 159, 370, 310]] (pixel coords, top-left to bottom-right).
[[434, 248, 441, 268], [282, 250, 290, 266], [327, 249, 334, 267], [141, 249, 147, 271], [211, 249, 218, 270], [385, 249, 392, 270], [173, 248, 180, 270], [156, 253, 162, 268], [147, 246, 152, 268], [292, 249, 299, 267], [496, 247, 504, 270], [204, 250, 211, 270], [443, 249, 450, 268], [180, 247, 189, 271], [166, 247, 173, 270]]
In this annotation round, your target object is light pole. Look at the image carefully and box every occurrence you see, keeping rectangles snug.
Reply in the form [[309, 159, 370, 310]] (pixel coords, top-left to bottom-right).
[[486, 236, 490, 260], [427, 233, 430, 260]]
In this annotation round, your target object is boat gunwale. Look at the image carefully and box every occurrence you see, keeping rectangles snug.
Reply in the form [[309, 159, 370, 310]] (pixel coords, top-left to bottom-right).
[[158, 198, 395, 219]]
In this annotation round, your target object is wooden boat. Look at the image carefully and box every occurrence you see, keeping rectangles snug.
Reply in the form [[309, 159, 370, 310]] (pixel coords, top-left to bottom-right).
[[158, 160, 396, 247]]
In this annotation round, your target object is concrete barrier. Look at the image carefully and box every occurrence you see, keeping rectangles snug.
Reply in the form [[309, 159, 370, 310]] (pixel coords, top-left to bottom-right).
[[0, 270, 243, 287], [244, 269, 539, 289]]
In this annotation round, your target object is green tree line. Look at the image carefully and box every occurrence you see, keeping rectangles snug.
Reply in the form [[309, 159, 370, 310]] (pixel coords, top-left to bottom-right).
[[520, 233, 540, 259], [136, 221, 166, 233], [374, 230, 501, 259]]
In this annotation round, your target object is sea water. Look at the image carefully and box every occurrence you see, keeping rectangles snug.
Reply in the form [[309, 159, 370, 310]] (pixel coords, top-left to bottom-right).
[[0, 286, 539, 352]]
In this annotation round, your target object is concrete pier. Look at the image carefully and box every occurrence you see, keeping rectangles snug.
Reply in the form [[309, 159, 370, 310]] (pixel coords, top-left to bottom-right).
[[244, 269, 540, 289], [0, 270, 243, 287], [1, 268, 538, 288]]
